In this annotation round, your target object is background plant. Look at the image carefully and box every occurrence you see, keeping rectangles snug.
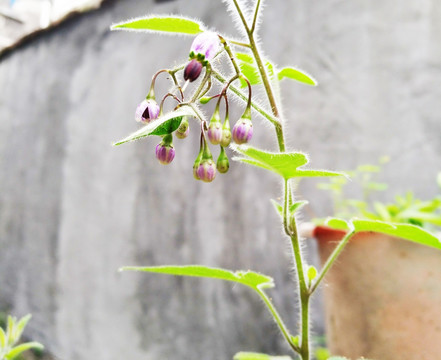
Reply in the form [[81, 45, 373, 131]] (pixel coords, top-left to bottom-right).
[[111, 1, 441, 359], [0, 314, 43, 360], [317, 160, 441, 230]]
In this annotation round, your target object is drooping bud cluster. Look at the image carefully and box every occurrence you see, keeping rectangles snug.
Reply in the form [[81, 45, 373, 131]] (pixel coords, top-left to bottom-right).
[[130, 30, 255, 182]]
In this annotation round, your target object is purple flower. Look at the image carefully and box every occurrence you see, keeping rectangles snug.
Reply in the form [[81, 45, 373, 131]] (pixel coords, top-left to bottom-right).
[[135, 99, 160, 123], [190, 32, 220, 61], [184, 59, 203, 82], [197, 159, 216, 183], [155, 142, 175, 165], [232, 118, 253, 144]]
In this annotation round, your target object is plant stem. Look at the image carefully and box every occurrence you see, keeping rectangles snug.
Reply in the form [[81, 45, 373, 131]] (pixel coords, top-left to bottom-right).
[[256, 288, 300, 354], [211, 70, 279, 127], [250, 0, 262, 34], [310, 230, 355, 294]]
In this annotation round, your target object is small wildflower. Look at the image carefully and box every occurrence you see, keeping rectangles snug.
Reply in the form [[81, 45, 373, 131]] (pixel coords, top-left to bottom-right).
[[155, 134, 175, 165], [135, 99, 160, 123], [195, 134, 216, 182], [232, 107, 253, 144], [189, 32, 220, 61]]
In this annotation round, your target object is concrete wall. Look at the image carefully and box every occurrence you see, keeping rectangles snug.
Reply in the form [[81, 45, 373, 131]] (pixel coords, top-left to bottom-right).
[[0, 0, 440, 359]]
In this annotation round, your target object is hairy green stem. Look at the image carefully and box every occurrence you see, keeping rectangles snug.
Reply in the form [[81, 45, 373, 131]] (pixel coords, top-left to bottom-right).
[[250, 0, 262, 34], [256, 288, 300, 354], [310, 230, 356, 294]]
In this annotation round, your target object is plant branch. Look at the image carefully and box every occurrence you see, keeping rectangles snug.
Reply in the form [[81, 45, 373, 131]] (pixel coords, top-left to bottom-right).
[[231, 0, 250, 33], [256, 287, 300, 354], [310, 229, 356, 294], [250, 0, 262, 34]]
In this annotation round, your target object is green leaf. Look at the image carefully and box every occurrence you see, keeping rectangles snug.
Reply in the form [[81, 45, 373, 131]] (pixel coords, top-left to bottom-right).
[[0, 327, 6, 348], [114, 108, 196, 146], [233, 352, 292, 360], [314, 347, 331, 360], [270, 199, 283, 218], [351, 219, 441, 250], [239, 62, 261, 85], [277, 67, 317, 86], [235, 53, 254, 63], [111, 16, 204, 35], [290, 200, 308, 214], [373, 202, 392, 221], [398, 211, 441, 226], [12, 315, 31, 345], [120, 265, 274, 290], [232, 145, 345, 180], [326, 218, 350, 231], [6, 342, 44, 359]]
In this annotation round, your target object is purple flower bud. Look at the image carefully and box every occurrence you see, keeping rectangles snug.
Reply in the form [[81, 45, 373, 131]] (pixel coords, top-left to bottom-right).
[[207, 121, 222, 145], [135, 99, 160, 123], [190, 32, 220, 61], [155, 142, 175, 165], [176, 117, 190, 139], [216, 147, 229, 174], [184, 59, 203, 82], [232, 118, 253, 144], [197, 158, 216, 183]]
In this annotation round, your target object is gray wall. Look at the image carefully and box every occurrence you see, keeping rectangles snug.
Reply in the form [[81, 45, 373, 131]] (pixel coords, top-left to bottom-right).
[[0, 0, 440, 359]]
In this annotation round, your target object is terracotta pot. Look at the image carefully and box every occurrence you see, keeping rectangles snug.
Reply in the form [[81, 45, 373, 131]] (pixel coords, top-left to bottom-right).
[[313, 225, 441, 360]]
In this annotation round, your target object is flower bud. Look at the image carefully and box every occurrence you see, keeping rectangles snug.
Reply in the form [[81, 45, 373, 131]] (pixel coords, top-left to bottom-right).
[[184, 59, 203, 82], [189, 32, 220, 61], [197, 158, 216, 182], [135, 99, 160, 123], [195, 135, 216, 182], [232, 118, 253, 144], [155, 134, 175, 165], [216, 147, 229, 174], [220, 118, 231, 147], [207, 111, 223, 145], [176, 117, 190, 139]]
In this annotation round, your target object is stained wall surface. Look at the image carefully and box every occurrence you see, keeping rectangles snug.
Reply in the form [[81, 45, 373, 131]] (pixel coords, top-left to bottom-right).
[[0, 0, 440, 359]]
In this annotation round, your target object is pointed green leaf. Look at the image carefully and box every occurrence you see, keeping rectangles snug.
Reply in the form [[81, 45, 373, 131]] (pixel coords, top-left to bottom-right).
[[232, 145, 345, 180], [270, 199, 283, 218], [351, 219, 441, 250], [111, 16, 205, 35], [326, 218, 350, 231], [13, 315, 31, 345], [120, 265, 274, 290], [6, 342, 44, 359], [239, 62, 261, 85], [398, 211, 441, 226], [290, 200, 309, 214], [114, 108, 196, 146], [233, 352, 292, 360], [277, 67, 317, 86]]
